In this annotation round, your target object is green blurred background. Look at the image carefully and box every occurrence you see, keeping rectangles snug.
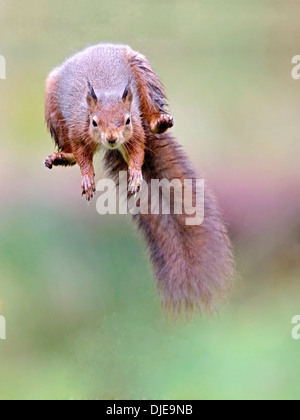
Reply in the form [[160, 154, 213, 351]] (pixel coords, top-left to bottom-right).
[[0, 0, 300, 400]]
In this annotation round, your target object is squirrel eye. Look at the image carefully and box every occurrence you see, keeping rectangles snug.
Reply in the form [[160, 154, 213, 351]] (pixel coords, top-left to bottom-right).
[[126, 118, 131, 125], [92, 118, 98, 127]]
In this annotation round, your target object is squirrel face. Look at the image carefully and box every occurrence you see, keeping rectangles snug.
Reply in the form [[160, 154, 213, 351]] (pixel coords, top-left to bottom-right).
[[87, 80, 133, 150]]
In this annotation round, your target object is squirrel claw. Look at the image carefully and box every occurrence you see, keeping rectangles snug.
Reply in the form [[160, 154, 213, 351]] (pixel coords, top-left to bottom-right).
[[150, 113, 174, 134], [81, 174, 96, 201], [128, 169, 143, 195], [44, 157, 53, 170]]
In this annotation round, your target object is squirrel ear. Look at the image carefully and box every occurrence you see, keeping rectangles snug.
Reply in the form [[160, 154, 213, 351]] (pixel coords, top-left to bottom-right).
[[122, 78, 133, 109], [87, 79, 98, 109]]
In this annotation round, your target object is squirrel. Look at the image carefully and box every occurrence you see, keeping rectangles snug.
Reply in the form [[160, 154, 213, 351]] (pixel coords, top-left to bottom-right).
[[44, 43, 234, 313]]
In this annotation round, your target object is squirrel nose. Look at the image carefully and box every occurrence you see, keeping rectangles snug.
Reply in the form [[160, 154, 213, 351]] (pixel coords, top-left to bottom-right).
[[107, 136, 118, 144]]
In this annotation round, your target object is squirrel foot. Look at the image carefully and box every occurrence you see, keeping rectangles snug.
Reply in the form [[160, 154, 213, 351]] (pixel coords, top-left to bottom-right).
[[81, 174, 96, 201], [128, 168, 143, 195], [44, 155, 55, 169], [150, 114, 174, 135]]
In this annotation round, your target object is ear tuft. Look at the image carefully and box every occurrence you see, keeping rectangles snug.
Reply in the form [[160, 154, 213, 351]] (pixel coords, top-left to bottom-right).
[[86, 79, 98, 112], [122, 78, 133, 107], [87, 79, 97, 101]]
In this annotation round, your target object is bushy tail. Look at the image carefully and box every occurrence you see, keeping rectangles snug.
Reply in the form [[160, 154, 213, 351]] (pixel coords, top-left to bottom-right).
[[105, 131, 234, 313]]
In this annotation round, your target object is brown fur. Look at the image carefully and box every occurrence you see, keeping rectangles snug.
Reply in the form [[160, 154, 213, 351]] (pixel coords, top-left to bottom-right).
[[45, 71, 72, 154]]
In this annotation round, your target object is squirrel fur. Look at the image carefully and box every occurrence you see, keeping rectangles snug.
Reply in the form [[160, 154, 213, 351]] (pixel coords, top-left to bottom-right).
[[44, 43, 234, 313]]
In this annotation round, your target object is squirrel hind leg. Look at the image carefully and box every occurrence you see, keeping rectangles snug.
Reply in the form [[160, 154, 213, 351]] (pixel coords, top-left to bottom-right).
[[126, 48, 173, 134], [44, 152, 76, 169], [149, 113, 174, 135]]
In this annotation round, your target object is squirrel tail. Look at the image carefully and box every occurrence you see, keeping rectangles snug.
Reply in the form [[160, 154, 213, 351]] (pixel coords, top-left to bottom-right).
[[104, 131, 234, 314]]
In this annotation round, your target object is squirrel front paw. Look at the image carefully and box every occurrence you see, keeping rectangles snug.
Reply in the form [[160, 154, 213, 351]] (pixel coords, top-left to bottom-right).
[[128, 168, 143, 195], [81, 174, 96, 201], [150, 113, 174, 135]]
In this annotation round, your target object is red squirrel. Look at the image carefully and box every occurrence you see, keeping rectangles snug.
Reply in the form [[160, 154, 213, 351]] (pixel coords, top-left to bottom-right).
[[44, 43, 234, 313]]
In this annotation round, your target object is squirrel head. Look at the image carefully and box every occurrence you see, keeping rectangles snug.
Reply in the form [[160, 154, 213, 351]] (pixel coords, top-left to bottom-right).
[[87, 79, 134, 150]]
